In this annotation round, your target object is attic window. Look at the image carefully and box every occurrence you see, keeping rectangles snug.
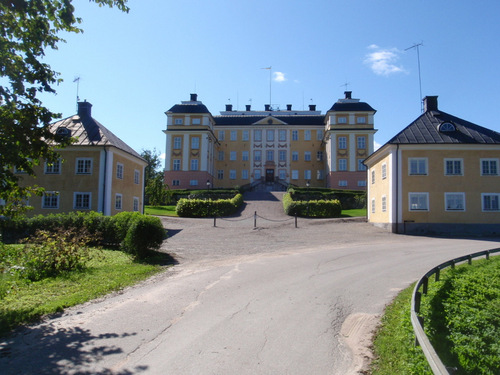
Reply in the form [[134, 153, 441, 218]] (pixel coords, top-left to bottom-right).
[[56, 126, 71, 137], [438, 122, 456, 132]]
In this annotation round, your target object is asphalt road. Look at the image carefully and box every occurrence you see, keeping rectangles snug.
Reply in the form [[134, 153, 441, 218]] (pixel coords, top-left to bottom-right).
[[1, 192, 498, 374]]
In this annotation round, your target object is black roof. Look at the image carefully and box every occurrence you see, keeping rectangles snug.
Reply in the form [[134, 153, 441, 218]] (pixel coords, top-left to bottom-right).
[[389, 110, 500, 144], [167, 103, 211, 114], [329, 102, 376, 112], [214, 115, 325, 126]]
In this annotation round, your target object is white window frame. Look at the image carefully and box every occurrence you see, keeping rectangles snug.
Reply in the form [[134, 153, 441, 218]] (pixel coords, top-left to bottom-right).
[[254, 130, 262, 142], [133, 197, 139, 212], [409, 158, 428, 176], [338, 116, 347, 124], [357, 136, 366, 149], [134, 170, 140, 184], [173, 137, 182, 149], [189, 180, 199, 186], [480, 158, 499, 176], [74, 192, 91, 210], [76, 158, 92, 175], [445, 192, 466, 211], [317, 170, 324, 180], [338, 180, 347, 187], [266, 129, 274, 142], [115, 194, 122, 210], [291, 170, 299, 180], [242, 130, 249, 141], [292, 130, 298, 141], [339, 159, 347, 171], [218, 130, 225, 141], [229, 170, 236, 180], [218, 151, 224, 161], [482, 193, 500, 212], [316, 130, 323, 141], [409, 192, 429, 211], [304, 130, 311, 141], [230, 151, 237, 161], [192, 118, 201, 125], [254, 150, 262, 162], [42, 191, 59, 209], [317, 151, 323, 161], [356, 117, 366, 124], [304, 170, 311, 180], [371, 198, 375, 213], [230, 130, 237, 141], [217, 170, 224, 180], [279, 169, 287, 180], [190, 159, 199, 171], [338, 136, 347, 149], [242, 151, 249, 161], [382, 163, 387, 179], [254, 169, 262, 179], [279, 150, 286, 162], [278, 129, 287, 142], [358, 159, 366, 171], [444, 158, 463, 176], [174, 118, 183, 125], [44, 159, 61, 174], [382, 195, 387, 212], [242, 169, 249, 180], [172, 180, 180, 186], [116, 162, 124, 179], [292, 151, 299, 161], [266, 150, 274, 162], [173, 159, 181, 171], [191, 137, 200, 150], [357, 180, 367, 187], [304, 152, 311, 161]]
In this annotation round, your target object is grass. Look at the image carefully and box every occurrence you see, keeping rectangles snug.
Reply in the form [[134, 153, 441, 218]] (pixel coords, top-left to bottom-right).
[[0, 247, 170, 335], [145, 205, 178, 216], [341, 208, 367, 217]]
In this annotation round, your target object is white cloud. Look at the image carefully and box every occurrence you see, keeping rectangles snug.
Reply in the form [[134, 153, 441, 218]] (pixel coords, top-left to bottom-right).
[[159, 153, 166, 160], [374, 140, 382, 151], [364, 46, 406, 76], [273, 71, 286, 82]]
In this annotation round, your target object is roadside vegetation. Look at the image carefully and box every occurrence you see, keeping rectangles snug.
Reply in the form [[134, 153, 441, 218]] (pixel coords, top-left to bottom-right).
[[371, 255, 500, 375]]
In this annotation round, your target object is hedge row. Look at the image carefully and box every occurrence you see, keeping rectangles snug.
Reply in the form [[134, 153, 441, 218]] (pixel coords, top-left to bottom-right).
[[283, 193, 342, 218], [0, 211, 166, 258], [288, 187, 365, 210], [176, 193, 243, 217], [171, 189, 240, 203]]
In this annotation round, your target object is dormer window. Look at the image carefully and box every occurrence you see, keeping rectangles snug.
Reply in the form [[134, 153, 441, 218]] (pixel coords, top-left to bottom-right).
[[56, 126, 71, 137], [438, 122, 456, 132]]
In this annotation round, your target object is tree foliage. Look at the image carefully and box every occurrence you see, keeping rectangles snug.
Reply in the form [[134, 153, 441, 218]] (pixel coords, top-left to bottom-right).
[[0, 0, 129, 216], [141, 149, 169, 206]]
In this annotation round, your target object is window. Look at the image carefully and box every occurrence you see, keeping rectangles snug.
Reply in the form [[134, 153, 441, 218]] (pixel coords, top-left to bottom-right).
[[339, 159, 347, 171], [254, 150, 262, 162], [218, 130, 225, 141], [266, 130, 274, 142], [358, 159, 366, 171], [266, 150, 274, 162], [317, 170, 324, 180], [445, 193, 465, 211], [317, 151, 323, 161], [304, 130, 311, 141], [134, 170, 140, 184], [382, 163, 387, 179], [482, 193, 500, 211], [292, 151, 299, 161], [481, 159, 498, 176], [409, 158, 428, 175], [338, 137, 347, 149], [254, 130, 262, 142], [45, 160, 61, 174], [338, 117, 347, 124], [291, 170, 299, 180], [242, 130, 249, 141], [371, 170, 375, 184], [304, 170, 312, 180], [133, 197, 139, 212], [173, 137, 182, 149], [76, 158, 92, 174], [191, 137, 200, 149], [316, 130, 323, 141], [174, 118, 183, 125], [230, 151, 237, 161], [217, 170, 224, 179], [438, 122, 455, 132], [357, 117, 367, 124], [42, 191, 59, 209], [357, 180, 367, 187], [382, 196, 387, 212], [115, 194, 122, 210], [242, 151, 249, 161], [279, 150, 286, 162], [192, 118, 201, 125], [279, 170, 286, 180], [254, 169, 261, 179], [444, 159, 463, 176], [292, 130, 298, 141], [218, 151, 224, 161], [189, 180, 198, 186], [173, 159, 181, 171], [116, 163, 124, 179], [357, 136, 366, 149], [229, 170, 236, 180], [190, 159, 198, 171], [74, 192, 91, 210], [230, 130, 237, 141], [371, 198, 375, 213], [304, 152, 311, 161], [242, 170, 249, 179], [279, 129, 287, 142], [172, 180, 180, 186], [409, 193, 429, 211], [339, 180, 347, 187]]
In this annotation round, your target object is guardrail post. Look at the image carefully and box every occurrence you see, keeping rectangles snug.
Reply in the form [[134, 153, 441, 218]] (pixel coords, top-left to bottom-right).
[[415, 291, 421, 314], [468, 255, 472, 265], [486, 251, 490, 260], [435, 269, 440, 282], [213, 216, 216, 227]]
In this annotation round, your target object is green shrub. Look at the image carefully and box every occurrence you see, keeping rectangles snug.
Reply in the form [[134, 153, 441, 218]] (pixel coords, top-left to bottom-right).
[[283, 193, 342, 217], [176, 193, 243, 217], [121, 216, 165, 258]]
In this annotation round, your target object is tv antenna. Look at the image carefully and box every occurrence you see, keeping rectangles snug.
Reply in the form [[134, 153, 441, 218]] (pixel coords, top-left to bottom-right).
[[340, 82, 350, 91], [73, 76, 81, 111], [405, 42, 424, 112]]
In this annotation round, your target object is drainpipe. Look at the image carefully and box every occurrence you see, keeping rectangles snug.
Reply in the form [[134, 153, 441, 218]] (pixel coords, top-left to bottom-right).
[[102, 147, 108, 214], [395, 144, 399, 234]]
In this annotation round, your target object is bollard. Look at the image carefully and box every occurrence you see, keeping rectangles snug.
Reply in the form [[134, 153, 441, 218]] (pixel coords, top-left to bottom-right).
[[254, 211, 257, 228], [213, 216, 216, 227], [295, 214, 297, 228]]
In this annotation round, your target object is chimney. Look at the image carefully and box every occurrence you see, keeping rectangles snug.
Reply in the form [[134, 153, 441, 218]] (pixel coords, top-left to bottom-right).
[[77, 100, 92, 118], [309, 104, 316, 111], [190, 93, 198, 102], [246, 104, 251, 111], [423, 96, 438, 112], [225, 104, 233, 111], [265, 104, 271, 111], [344, 91, 352, 100], [287, 104, 292, 111]]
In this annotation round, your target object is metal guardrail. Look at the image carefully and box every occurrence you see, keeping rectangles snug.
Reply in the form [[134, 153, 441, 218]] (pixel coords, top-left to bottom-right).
[[411, 247, 500, 374]]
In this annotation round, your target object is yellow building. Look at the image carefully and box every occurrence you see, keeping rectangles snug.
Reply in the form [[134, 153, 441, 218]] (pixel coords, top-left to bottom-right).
[[364, 96, 500, 235], [13, 101, 147, 216], [163, 92, 376, 190]]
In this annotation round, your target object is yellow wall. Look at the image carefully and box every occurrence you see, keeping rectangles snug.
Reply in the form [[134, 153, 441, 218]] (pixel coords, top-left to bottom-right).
[[368, 152, 392, 224]]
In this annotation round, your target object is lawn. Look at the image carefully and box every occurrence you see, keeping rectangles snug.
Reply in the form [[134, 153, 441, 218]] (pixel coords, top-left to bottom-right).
[[0, 246, 171, 335], [145, 205, 178, 216], [341, 208, 367, 217]]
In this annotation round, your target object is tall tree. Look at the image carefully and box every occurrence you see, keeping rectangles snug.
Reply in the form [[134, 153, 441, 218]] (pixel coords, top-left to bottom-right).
[[141, 149, 169, 205], [0, 0, 129, 216]]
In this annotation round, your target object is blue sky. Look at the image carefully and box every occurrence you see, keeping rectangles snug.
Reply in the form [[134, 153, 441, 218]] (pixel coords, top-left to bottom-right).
[[41, 0, 500, 161]]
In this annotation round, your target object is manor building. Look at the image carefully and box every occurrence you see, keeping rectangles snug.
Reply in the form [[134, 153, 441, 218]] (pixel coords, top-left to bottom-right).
[[163, 92, 377, 190]]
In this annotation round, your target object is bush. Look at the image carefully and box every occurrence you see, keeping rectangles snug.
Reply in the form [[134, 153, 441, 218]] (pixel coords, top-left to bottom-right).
[[121, 216, 165, 258], [176, 193, 243, 217], [283, 193, 342, 218], [287, 187, 366, 210]]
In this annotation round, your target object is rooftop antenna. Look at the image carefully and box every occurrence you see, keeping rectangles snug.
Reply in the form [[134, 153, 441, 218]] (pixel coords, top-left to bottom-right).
[[405, 42, 424, 113], [73, 76, 80, 110], [340, 82, 350, 91]]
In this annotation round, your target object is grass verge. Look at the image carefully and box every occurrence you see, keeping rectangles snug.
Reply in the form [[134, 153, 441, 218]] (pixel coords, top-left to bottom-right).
[[341, 208, 367, 217], [0, 247, 170, 336], [145, 205, 178, 216]]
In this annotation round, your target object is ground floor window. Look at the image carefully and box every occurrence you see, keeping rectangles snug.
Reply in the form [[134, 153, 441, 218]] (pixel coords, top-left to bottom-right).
[[254, 169, 261, 180], [409, 192, 429, 211], [42, 191, 59, 209], [133, 197, 139, 212], [74, 192, 91, 210], [217, 170, 224, 179], [115, 194, 122, 210], [242, 169, 249, 179], [357, 180, 367, 187], [229, 170, 236, 180], [338, 180, 347, 187], [189, 180, 198, 186], [445, 192, 465, 211], [382, 196, 387, 212], [291, 170, 299, 180], [482, 193, 500, 211], [279, 169, 286, 180], [172, 180, 180, 186]]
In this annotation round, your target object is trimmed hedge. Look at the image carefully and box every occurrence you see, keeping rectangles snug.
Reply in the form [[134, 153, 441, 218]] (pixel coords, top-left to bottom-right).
[[283, 193, 342, 218], [288, 187, 365, 210], [0, 211, 166, 259], [176, 193, 243, 218], [171, 189, 240, 203]]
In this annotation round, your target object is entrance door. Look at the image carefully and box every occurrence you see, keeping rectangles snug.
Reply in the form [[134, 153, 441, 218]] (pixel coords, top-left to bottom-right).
[[265, 169, 274, 182]]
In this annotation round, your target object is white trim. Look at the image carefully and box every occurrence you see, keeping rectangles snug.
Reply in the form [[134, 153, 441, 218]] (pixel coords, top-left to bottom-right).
[[481, 193, 500, 212], [104, 151, 114, 215], [480, 158, 499, 176], [444, 192, 466, 211], [408, 192, 429, 211], [74, 192, 92, 210], [42, 191, 60, 209], [443, 158, 463, 176], [115, 193, 123, 210]]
